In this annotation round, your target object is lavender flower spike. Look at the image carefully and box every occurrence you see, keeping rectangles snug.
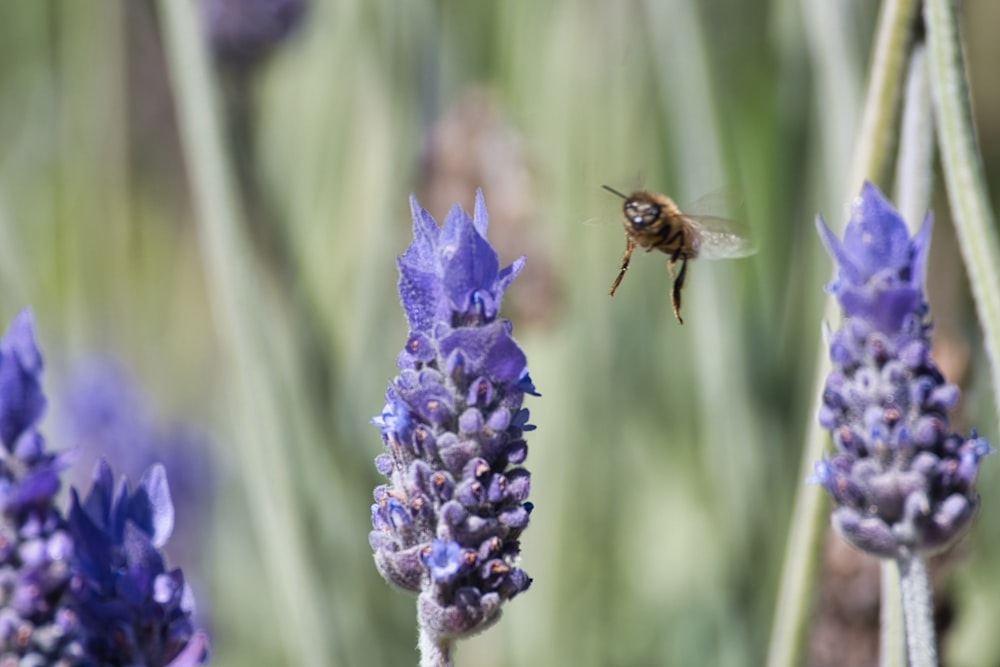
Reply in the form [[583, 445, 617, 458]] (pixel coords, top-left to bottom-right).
[[814, 182, 992, 558], [371, 191, 537, 649], [0, 309, 83, 665]]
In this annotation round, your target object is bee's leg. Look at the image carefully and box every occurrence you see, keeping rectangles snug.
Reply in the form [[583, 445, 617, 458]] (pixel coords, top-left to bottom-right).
[[670, 257, 688, 325], [609, 236, 636, 296], [666, 245, 683, 277]]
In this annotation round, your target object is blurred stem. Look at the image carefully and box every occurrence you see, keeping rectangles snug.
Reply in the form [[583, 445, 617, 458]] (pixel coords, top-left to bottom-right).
[[894, 45, 933, 228], [849, 0, 920, 193], [766, 2, 919, 666], [0, 202, 28, 305], [418, 629, 453, 667], [880, 560, 905, 667], [925, 0, 1000, 423], [218, 62, 337, 434], [218, 66, 291, 281], [898, 554, 939, 667], [764, 342, 829, 667], [802, 0, 861, 183], [156, 1, 330, 665]]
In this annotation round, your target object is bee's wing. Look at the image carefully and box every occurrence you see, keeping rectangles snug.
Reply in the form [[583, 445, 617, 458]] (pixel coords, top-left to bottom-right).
[[685, 215, 757, 260], [682, 187, 744, 219]]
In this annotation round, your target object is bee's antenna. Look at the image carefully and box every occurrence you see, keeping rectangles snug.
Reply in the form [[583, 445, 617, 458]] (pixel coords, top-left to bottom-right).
[[601, 185, 629, 200]]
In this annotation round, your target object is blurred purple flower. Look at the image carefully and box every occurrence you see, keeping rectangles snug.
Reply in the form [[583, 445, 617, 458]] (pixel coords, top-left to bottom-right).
[[202, 0, 309, 68], [55, 358, 216, 573], [0, 310, 82, 665], [814, 182, 992, 557], [370, 191, 536, 642], [68, 461, 208, 667], [56, 359, 151, 475]]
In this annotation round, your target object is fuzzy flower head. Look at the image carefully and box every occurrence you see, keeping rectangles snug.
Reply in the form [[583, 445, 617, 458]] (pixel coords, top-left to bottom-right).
[[814, 182, 992, 558], [370, 191, 536, 642]]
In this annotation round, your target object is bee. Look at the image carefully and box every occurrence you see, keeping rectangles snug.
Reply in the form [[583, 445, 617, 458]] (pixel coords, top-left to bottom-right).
[[604, 185, 756, 324]]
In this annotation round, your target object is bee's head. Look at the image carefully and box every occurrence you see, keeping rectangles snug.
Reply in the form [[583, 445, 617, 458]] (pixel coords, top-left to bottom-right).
[[602, 185, 661, 229], [622, 197, 661, 229]]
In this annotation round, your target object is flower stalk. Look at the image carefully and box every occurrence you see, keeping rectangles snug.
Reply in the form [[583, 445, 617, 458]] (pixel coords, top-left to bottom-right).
[[419, 627, 453, 667], [898, 554, 938, 667], [880, 560, 905, 667]]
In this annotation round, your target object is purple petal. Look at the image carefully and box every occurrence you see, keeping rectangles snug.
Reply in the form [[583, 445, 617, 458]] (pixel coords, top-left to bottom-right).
[[0, 309, 46, 450], [816, 215, 862, 287], [120, 521, 165, 604], [7, 468, 60, 508], [472, 188, 489, 238], [398, 265, 447, 334], [439, 204, 500, 313], [82, 459, 116, 533], [133, 464, 175, 548], [422, 539, 466, 583], [842, 182, 912, 277]]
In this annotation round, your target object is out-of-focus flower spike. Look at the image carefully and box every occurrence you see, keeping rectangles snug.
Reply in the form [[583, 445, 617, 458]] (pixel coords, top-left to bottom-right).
[[814, 182, 991, 558], [0, 310, 82, 664], [69, 460, 208, 666]]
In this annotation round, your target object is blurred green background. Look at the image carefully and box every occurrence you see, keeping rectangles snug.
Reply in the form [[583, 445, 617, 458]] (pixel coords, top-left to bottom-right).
[[0, 1, 998, 665]]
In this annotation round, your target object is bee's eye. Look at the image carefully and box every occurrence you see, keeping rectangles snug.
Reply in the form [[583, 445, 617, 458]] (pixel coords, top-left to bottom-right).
[[624, 201, 660, 228]]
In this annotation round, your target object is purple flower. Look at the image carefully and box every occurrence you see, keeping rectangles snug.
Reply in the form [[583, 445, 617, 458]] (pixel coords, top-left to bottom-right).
[[0, 310, 83, 665], [814, 182, 992, 557], [67, 461, 208, 667], [370, 191, 536, 642], [0, 310, 209, 666]]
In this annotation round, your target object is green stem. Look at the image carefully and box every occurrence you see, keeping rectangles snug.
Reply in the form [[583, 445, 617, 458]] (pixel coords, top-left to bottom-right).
[[766, 3, 919, 666], [155, 1, 330, 665], [894, 44, 934, 228], [925, 0, 1000, 423], [764, 342, 830, 667], [898, 554, 939, 667], [849, 0, 921, 192]]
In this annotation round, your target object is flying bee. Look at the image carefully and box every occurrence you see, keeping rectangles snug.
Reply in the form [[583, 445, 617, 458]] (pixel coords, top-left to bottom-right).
[[604, 185, 756, 324]]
